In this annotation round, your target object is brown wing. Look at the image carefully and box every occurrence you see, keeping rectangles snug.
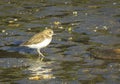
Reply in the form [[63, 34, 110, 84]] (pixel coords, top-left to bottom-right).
[[21, 33, 45, 45]]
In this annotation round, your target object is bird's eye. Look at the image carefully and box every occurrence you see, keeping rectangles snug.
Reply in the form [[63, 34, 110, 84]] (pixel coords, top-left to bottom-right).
[[49, 31, 52, 34]]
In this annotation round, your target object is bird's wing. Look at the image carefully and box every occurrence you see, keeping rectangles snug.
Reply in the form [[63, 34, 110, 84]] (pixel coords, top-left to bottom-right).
[[21, 33, 45, 45]]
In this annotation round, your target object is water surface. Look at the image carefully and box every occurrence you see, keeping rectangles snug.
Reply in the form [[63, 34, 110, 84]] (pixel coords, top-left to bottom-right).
[[0, 0, 120, 84]]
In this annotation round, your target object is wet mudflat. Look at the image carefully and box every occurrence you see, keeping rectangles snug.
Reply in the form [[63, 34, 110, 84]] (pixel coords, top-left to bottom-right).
[[0, 0, 120, 84]]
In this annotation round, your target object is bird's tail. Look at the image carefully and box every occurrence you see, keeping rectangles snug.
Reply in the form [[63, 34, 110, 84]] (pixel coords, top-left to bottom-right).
[[19, 42, 25, 46]]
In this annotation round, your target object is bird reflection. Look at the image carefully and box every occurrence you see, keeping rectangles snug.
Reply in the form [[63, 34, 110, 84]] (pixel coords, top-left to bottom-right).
[[27, 58, 55, 80]]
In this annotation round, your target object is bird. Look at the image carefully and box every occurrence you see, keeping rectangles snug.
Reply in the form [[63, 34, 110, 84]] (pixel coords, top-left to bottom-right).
[[20, 29, 54, 57]]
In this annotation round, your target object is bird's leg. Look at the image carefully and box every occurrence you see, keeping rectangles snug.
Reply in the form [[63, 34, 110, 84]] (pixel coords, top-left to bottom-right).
[[37, 48, 45, 57]]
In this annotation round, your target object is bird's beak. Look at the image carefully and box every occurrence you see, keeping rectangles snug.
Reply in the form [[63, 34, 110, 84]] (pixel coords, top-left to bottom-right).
[[53, 34, 56, 35]]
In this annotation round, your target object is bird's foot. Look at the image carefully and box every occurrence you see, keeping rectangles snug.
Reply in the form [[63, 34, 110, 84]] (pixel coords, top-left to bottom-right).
[[38, 54, 45, 61], [38, 57, 44, 61]]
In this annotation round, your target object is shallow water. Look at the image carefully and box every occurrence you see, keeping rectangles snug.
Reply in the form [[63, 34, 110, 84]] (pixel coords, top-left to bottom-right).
[[0, 0, 120, 84]]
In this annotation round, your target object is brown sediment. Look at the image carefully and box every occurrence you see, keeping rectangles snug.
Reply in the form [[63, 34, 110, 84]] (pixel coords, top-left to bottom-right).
[[88, 48, 120, 60]]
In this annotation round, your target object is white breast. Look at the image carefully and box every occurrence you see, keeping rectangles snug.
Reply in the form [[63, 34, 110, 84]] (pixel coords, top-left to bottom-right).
[[26, 38, 52, 49]]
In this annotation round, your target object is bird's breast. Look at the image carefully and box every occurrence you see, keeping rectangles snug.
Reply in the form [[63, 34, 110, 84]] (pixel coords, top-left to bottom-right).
[[26, 38, 52, 49]]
